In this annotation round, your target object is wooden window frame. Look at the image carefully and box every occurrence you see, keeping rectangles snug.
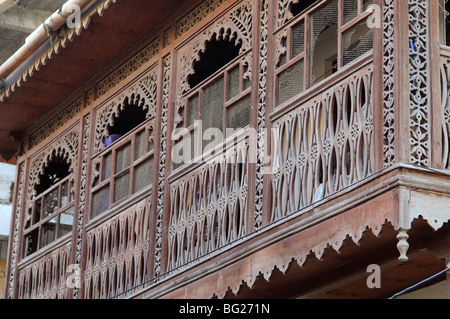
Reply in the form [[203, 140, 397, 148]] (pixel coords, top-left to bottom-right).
[[174, 50, 252, 169], [274, 0, 374, 106], [90, 118, 155, 219], [23, 174, 75, 258]]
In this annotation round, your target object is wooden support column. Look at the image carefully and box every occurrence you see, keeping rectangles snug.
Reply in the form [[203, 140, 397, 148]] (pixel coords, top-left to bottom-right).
[[429, 0, 444, 169], [393, 0, 411, 164]]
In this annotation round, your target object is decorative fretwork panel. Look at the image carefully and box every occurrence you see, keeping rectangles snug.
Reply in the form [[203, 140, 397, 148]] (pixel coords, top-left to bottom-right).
[[167, 137, 249, 270], [382, 0, 395, 167], [271, 64, 374, 221], [440, 53, 450, 170], [84, 199, 152, 299], [408, 0, 430, 166], [17, 243, 71, 299]]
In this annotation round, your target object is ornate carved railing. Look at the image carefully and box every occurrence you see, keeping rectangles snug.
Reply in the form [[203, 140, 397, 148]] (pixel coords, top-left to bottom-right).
[[17, 242, 71, 299], [440, 46, 450, 170], [270, 59, 375, 221], [83, 198, 152, 299], [167, 131, 249, 270]]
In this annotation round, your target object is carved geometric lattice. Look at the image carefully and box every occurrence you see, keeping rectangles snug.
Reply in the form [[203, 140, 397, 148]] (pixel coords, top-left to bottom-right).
[[408, 0, 430, 166], [383, 0, 395, 166]]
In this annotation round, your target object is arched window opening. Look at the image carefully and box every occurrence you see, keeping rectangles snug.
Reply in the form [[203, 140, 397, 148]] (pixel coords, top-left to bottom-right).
[[290, 0, 318, 17], [105, 100, 148, 146], [175, 36, 251, 169], [92, 97, 155, 219], [188, 37, 242, 89], [23, 154, 75, 258], [35, 155, 71, 195]]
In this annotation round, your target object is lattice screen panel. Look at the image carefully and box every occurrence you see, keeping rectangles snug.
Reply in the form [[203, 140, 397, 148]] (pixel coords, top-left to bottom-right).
[[202, 77, 224, 152], [226, 95, 251, 135], [278, 60, 304, 105], [342, 19, 373, 66]]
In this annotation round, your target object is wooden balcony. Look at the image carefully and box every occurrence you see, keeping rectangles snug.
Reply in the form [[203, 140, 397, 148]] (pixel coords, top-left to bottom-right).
[[8, 0, 450, 300]]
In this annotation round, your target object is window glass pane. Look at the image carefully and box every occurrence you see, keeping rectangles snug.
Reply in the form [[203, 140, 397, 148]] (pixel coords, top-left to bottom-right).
[[173, 132, 195, 169], [187, 94, 199, 127], [23, 230, 38, 257], [202, 76, 224, 152], [102, 152, 112, 182], [115, 143, 131, 173], [292, 20, 305, 57], [342, 19, 373, 66], [342, 0, 358, 25], [92, 184, 110, 218], [226, 95, 251, 136], [135, 129, 146, 160], [33, 199, 42, 225], [310, 0, 338, 85], [133, 156, 154, 193], [41, 217, 57, 247], [278, 59, 304, 105], [43, 188, 59, 217], [61, 180, 68, 207], [362, 0, 373, 11], [58, 206, 74, 238], [227, 66, 240, 101], [114, 172, 130, 203]]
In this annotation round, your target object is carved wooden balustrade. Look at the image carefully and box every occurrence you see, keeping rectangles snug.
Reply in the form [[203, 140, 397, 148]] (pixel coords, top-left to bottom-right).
[[17, 242, 71, 299], [83, 198, 152, 299], [439, 46, 450, 171], [167, 131, 249, 270], [270, 60, 375, 221]]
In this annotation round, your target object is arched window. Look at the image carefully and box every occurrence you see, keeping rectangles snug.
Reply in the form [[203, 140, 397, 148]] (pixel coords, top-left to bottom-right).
[[174, 36, 251, 168], [188, 37, 242, 88], [91, 94, 155, 219], [23, 154, 75, 258]]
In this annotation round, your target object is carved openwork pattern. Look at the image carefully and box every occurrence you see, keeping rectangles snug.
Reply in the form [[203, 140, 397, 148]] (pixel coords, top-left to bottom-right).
[[382, 0, 395, 166], [440, 55, 450, 170], [154, 56, 171, 277], [83, 199, 151, 299], [176, 0, 227, 38], [254, 0, 269, 229], [93, 71, 159, 155], [167, 139, 249, 270], [29, 98, 82, 150], [408, 0, 430, 166], [174, 1, 253, 130], [72, 115, 91, 299], [7, 163, 24, 299], [95, 38, 160, 100], [270, 64, 374, 221], [17, 243, 71, 299], [277, 0, 297, 28]]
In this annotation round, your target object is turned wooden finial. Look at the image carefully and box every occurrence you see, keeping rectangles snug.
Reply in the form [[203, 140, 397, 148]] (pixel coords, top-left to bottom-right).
[[397, 228, 409, 262]]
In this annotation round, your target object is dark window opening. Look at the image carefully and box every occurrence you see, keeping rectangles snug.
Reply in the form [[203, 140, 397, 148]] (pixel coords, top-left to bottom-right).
[[188, 37, 242, 89], [105, 99, 148, 147], [108, 102, 147, 137], [24, 154, 74, 258], [35, 155, 71, 196], [290, 0, 318, 17]]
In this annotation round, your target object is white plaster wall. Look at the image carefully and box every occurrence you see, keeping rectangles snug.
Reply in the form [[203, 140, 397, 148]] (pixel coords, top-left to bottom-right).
[[0, 162, 16, 238]]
